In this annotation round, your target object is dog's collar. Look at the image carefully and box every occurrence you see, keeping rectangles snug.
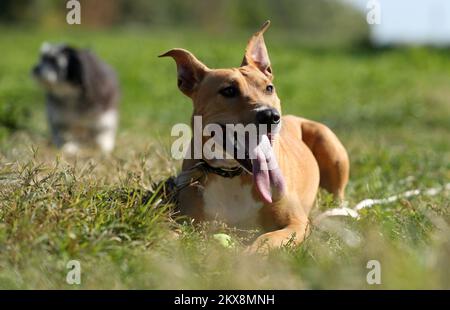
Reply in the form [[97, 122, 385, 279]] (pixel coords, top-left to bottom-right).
[[199, 160, 244, 178], [171, 161, 244, 198]]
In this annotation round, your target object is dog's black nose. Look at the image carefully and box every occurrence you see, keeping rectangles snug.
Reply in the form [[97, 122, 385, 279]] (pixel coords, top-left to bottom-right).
[[32, 66, 40, 75], [256, 108, 281, 125]]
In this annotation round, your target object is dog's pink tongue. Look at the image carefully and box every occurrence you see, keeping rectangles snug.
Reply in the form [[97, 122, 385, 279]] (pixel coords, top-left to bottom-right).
[[252, 135, 285, 204]]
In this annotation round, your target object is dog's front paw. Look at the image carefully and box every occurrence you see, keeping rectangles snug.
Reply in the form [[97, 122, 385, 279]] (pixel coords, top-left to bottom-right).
[[246, 229, 301, 255], [245, 234, 275, 255]]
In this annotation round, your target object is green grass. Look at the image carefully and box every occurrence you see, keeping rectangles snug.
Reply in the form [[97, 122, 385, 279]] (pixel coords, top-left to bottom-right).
[[0, 27, 449, 289]]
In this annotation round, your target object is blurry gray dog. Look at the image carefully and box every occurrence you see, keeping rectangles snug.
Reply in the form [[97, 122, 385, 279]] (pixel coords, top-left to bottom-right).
[[32, 43, 120, 154]]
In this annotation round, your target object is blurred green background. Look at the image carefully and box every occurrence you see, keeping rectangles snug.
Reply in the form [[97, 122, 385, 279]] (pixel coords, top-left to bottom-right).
[[0, 0, 449, 289], [0, 0, 368, 39]]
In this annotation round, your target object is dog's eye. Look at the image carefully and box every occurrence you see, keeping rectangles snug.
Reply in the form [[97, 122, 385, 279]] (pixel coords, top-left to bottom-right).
[[219, 86, 239, 98], [266, 85, 274, 94]]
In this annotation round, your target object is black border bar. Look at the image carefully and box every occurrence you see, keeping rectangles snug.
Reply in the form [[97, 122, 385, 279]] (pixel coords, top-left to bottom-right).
[[0, 290, 448, 307]]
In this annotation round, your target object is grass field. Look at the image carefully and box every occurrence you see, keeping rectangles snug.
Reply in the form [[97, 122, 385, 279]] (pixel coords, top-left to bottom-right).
[[0, 27, 449, 289]]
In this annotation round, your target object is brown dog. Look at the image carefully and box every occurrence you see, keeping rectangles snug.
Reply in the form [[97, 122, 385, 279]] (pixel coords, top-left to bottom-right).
[[161, 21, 349, 252]]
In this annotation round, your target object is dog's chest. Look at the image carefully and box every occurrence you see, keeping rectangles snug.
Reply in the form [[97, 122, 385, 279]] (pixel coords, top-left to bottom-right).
[[203, 176, 263, 226], [47, 97, 90, 125]]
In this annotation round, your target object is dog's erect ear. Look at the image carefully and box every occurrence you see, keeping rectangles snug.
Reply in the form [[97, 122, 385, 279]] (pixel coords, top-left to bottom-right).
[[159, 48, 209, 97], [40, 42, 52, 54], [61, 46, 83, 85], [241, 20, 272, 79]]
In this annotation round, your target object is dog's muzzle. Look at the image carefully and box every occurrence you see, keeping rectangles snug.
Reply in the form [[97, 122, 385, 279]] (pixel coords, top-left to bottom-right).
[[256, 108, 281, 125]]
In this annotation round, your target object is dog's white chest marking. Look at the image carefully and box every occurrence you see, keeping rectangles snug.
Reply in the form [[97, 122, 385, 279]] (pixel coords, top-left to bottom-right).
[[203, 177, 263, 225]]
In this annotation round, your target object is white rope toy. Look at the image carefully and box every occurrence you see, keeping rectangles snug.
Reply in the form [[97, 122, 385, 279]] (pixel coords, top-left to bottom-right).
[[314, 182, 450, 224]]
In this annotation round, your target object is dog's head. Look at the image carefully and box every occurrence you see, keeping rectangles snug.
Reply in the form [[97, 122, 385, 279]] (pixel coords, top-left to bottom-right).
[[162, 21, 285, 203], [32, 43, 82, 96]]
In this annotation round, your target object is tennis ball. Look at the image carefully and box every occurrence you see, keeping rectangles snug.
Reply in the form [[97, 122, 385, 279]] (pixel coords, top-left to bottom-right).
[[213, 233, 234, 248]]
